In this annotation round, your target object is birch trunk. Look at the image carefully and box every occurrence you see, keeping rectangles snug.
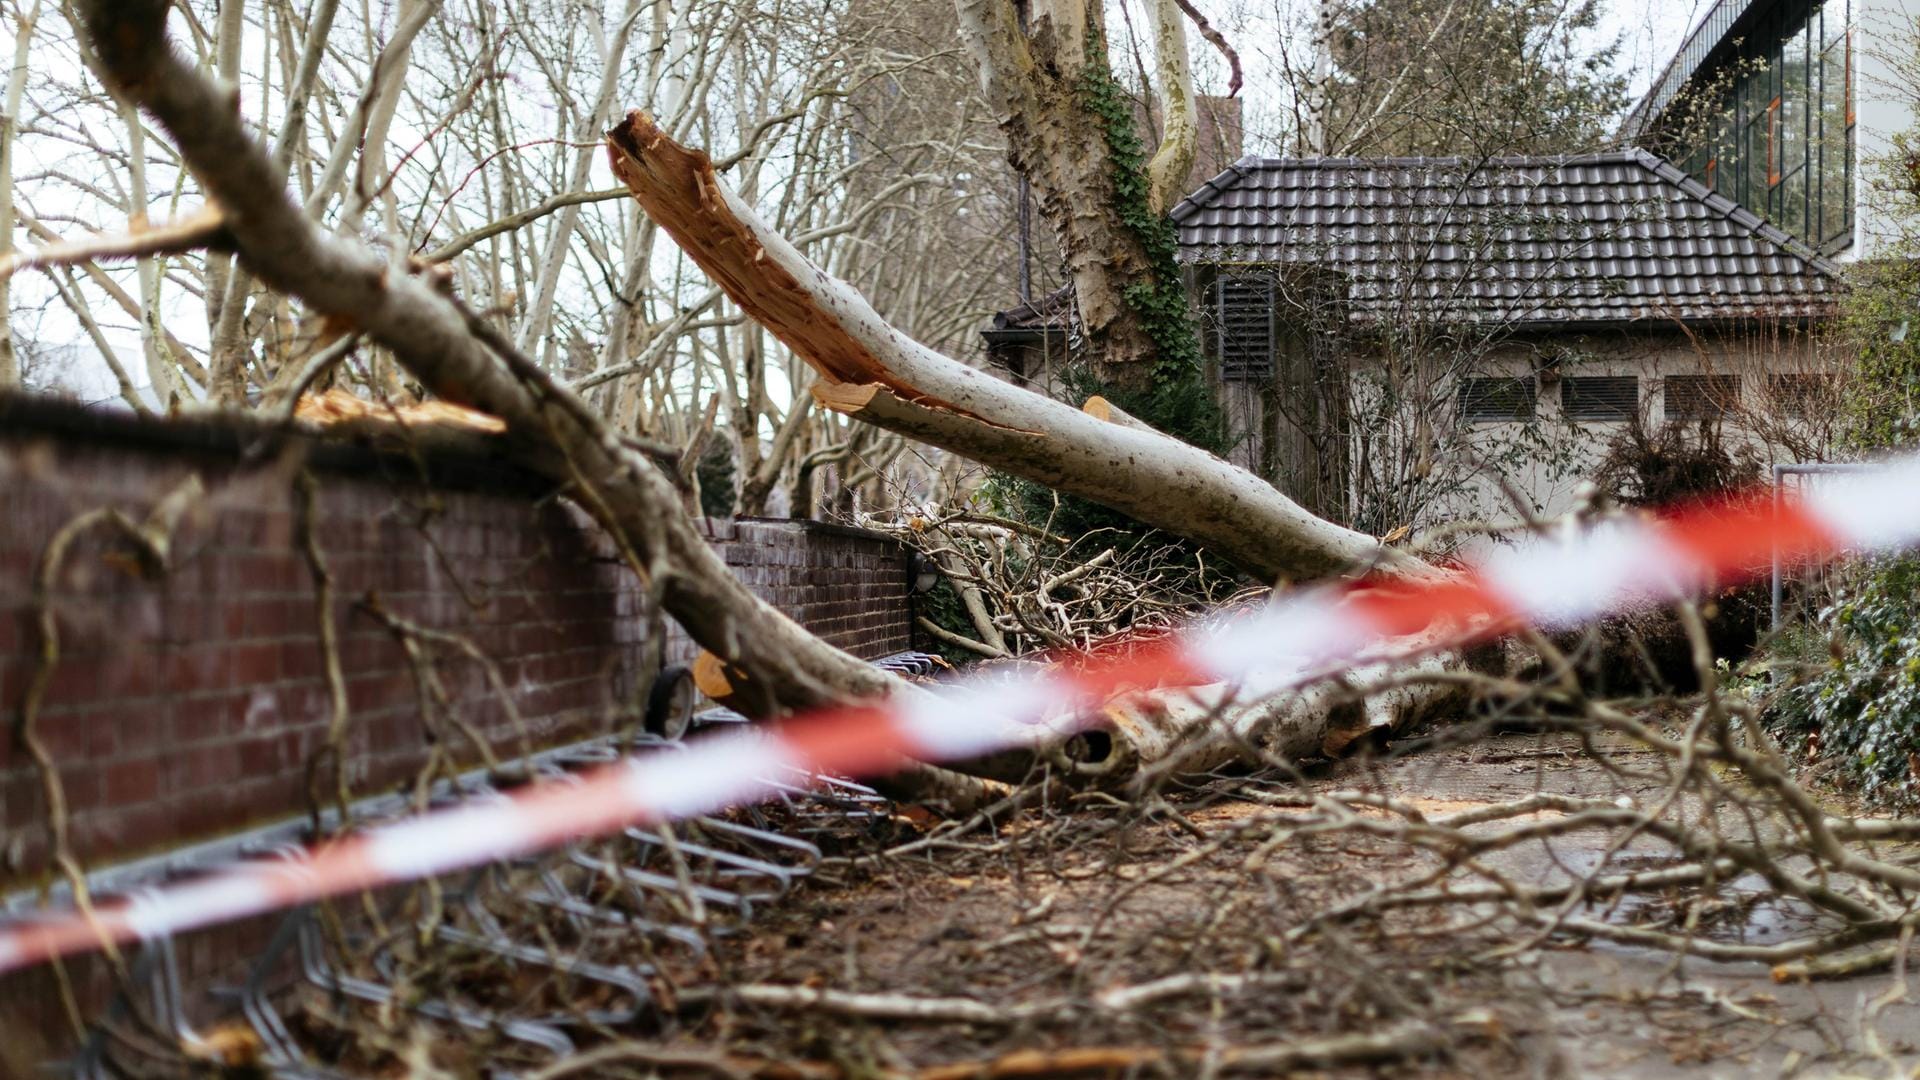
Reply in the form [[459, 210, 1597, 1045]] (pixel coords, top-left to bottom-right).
[[0, 0, 38, 387]]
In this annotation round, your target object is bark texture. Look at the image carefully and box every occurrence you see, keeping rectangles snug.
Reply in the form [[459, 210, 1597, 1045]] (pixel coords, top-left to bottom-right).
[[1145, 0, 1199, 216], [952, 0, 1167, 381]]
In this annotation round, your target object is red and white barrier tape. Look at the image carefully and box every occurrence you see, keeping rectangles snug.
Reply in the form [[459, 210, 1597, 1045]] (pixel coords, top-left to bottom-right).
[[3, 457, 1918, 975]]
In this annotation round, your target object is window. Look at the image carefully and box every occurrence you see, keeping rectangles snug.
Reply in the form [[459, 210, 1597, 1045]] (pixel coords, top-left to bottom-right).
[[1215, 274, 1274, 381], [1458, 377, 1536, 423], [1769, 373, 1834, 418], [1819, 23, 1854, 246], [1666, 375, 1740, 421], [1561, 376, 1639, 421], [1743, 79, 1772, 212]]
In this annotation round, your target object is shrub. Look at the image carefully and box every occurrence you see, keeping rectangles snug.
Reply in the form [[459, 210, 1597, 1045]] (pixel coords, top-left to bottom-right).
[[1768, 556, 1920, 806], [1759, 255, 1920, 805]]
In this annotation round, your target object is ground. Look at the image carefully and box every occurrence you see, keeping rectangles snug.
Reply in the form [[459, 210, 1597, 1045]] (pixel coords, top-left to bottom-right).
[[251, 724, 1920, 1078], [656, 731, 1920, 1079]]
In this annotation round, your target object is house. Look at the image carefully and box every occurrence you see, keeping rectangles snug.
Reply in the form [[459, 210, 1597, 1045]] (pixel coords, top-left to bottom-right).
[[984, 0, 1916, 531]]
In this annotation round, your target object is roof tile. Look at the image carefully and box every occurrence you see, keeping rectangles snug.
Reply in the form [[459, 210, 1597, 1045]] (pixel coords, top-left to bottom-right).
[[1167, 149, 1837, 325]]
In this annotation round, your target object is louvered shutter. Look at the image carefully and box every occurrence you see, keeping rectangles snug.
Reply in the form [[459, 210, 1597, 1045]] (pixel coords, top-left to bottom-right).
[[1665, 375, 1740, 420], [1561, 376, 1640, 420], [1216, 274, 1275, 382], [1457, 377, 1538, 422]]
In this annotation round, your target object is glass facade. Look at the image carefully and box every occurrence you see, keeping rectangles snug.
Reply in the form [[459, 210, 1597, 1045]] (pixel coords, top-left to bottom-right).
[[1667, 0, 1853, 251]]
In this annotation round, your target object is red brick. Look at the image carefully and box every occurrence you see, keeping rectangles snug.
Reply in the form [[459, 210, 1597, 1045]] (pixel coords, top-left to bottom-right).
[[229, 641, 282, 687], [285, 642, 334, 685], [104, 757, 164, 804], [167, 647, 229, 694], [171, 693, 244, 744]]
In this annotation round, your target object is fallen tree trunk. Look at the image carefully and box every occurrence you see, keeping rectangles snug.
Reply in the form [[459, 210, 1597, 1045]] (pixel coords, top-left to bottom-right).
[[73, 0, 1000, 814], [76, 0, 1469, 806], [1087, 648, 1474, 780], [607, 115, 1481, 779], [607, 116, 1441, 589]]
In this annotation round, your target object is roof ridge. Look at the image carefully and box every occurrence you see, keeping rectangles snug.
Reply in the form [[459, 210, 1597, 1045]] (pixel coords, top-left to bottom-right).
[[1167, 156, 1260, 224], [1229, 150, 1647, 171], [1626, 147, 1843, 277]]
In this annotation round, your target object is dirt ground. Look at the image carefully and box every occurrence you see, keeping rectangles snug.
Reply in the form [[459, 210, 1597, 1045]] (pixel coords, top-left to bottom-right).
[[663, 731, 1920, 1079]]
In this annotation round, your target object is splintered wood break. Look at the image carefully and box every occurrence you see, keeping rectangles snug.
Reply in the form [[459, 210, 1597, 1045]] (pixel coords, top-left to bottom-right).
[[605, 111, 986, 419]]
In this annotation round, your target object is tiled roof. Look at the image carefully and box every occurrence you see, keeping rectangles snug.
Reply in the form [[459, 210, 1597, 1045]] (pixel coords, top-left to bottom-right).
[[1169, 149, 1839, 326]]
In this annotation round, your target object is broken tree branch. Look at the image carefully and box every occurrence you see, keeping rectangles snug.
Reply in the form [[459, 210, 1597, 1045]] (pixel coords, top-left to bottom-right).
[[73, 0, 1000, 814], [606, 115, 1441, 587], [0, 207, 230, 285]]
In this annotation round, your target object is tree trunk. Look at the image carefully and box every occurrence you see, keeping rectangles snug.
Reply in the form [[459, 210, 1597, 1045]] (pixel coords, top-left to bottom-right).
[[951, 0, 1170, 386], [0, 0, 38, 388], [1145, 0, 1199, 216]]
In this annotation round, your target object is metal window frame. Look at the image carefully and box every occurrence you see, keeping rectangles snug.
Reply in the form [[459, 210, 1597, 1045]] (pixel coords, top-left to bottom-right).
[[1771, 461, 1877, 630]]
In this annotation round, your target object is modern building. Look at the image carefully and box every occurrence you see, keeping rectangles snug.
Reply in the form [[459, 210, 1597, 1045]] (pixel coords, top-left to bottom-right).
[[1626, 0, 1918, 260]]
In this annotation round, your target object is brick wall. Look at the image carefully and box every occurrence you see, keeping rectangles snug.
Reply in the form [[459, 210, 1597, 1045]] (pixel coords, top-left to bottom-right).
[[0, 395, 913, 891]]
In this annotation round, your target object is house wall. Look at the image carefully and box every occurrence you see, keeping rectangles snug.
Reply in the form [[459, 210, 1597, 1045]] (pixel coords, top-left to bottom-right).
[[1205, 318, 1837, 540], [1854, 0, 1920, 258], [1443, 323, 1838, 527]]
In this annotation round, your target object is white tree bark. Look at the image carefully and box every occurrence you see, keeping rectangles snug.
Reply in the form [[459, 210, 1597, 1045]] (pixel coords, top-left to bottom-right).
[[515, 0, 646, 356], [0, 0, 39, 387], [1145, 0, 1199, 215]]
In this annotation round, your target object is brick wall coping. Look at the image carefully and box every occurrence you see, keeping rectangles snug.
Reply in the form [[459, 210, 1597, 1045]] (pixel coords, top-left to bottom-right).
[[0, 391, 547, 496], [0, 395, 910, 553], [729, 516, 901, 546]]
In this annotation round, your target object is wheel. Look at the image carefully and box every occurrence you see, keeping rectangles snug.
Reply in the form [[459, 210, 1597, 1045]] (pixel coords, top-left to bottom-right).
[[644, 665, 696, 740]]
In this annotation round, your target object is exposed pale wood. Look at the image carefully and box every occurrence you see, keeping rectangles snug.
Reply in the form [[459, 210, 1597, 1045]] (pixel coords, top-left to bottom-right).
[[293, 388, 507, 433], [1080, 394, 1156, 434]]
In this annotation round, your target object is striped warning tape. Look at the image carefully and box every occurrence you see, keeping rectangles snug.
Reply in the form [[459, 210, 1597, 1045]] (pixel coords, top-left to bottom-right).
[[2, 456, 1918, 975]]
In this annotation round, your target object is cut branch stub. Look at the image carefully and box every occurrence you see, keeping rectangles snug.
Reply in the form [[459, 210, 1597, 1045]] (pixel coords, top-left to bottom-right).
[[1081, 394, 1157, 434]]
